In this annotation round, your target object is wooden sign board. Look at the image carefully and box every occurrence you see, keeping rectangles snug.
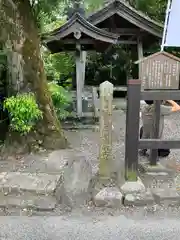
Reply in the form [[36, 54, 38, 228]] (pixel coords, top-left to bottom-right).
[[135, 51, 180, 90]]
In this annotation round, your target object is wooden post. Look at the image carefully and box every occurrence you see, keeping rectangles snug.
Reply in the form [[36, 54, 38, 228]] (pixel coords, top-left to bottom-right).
[[137, 36, 143, 79], [125, 80, 141, 181], [76, 43, 83, 118], [92, 86, 98, 119], [81, 51, 87, 91], [149, 100, 161, 165], [99, 81, 113, 180]]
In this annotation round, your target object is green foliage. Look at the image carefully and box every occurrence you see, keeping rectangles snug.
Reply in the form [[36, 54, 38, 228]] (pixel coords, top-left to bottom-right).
[[4, 93, 42, 134], [86, 45, 135, 86], [48, 82, 73, 119], [43, 50, 74, 84], [42, 16, 74, 85], [42, 17, 66, 33], [84, 0, 103, 13], [128, 0, 167, 22], [31, 0, 65, 29]]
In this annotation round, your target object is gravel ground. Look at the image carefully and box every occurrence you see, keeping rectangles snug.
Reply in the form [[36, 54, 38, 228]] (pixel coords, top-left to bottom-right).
[[1, 101, 179, 173], [0, 110, 126, 174], [1, 214, 180, 239], [65, 108, 180, 172], [0, 105, 179, 177], [1, 99, 180, 172], [160, 111, 180, 167]]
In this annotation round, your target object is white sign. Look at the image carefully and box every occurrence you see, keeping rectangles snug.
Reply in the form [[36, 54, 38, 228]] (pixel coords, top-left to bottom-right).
[[162, 0, 180, 48]]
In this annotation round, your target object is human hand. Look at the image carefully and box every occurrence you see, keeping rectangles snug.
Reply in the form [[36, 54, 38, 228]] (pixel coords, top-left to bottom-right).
[[166, 100, 174, 105]]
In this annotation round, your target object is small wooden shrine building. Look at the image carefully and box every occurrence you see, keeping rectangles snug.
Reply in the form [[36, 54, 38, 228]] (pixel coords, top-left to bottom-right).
[[43, 2, 118, 118], [88, 0, 163, 69], [43, 0, 163, 118]]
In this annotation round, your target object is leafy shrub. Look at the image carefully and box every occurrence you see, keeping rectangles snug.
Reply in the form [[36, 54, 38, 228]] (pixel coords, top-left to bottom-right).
[[48, 82, 73, 119], [43, 50, 74, 84], [4, 93, 42, 134]]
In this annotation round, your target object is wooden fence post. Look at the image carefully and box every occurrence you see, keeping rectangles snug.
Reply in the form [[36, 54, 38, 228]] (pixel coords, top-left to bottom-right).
[[149, 100, 160, 165], [99, 81, 113, 180], [125, 80, 141, 181]]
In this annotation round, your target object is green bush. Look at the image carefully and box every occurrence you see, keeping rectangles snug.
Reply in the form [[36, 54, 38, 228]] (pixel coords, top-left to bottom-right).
[[48, 82, 73, 119], [4, 93, 42, 134]]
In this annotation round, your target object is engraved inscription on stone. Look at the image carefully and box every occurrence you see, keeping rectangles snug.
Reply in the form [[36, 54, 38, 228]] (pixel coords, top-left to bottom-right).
[[139, 53, 180, 90]]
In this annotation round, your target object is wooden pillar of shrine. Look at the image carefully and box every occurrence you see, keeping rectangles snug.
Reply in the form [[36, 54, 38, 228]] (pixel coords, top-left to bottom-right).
[[137, 36, 143, 79], [76, 43, 83, 118], [81, 51, 87, 91]]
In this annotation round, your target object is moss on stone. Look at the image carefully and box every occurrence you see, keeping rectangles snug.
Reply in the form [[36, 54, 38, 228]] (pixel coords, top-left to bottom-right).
[[126, 170, 137, 181]]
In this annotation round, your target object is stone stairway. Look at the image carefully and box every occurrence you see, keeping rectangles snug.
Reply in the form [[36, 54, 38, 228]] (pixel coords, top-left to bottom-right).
[[0, 172, 61, 211], [0, 149, 93, 212]]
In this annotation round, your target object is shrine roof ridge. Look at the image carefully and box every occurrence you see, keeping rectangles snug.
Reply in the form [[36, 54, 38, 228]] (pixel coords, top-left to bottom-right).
[[87, 0, 163, 37], [42, 12, 118, 43], [135, 51, 180, 64]]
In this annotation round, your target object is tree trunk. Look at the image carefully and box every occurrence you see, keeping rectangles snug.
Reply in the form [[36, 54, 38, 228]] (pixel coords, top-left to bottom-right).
[[0, 0, 69, 156]]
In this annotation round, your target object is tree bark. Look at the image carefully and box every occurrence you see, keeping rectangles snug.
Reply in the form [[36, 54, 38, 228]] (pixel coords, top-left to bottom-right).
[[0, 0, 69, 155]]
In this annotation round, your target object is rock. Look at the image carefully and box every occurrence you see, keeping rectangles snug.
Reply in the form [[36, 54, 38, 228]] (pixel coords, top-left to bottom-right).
[[139, 162, 173, 174], [92, 124, 114, 132], [0, 172, 62, 211], [151, 188, 180, 205], [124, 190, 154, 206], [21, 150, 72, 174], [94, 187, 123, 208], [0, 194, 57, 210], [56, 153, 92, 207], [120, 177, 145, 194], [46, 149, 74, 172], [0, 172, 61, 195]]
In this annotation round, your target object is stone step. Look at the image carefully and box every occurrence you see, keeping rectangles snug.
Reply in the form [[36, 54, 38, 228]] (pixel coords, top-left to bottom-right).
[[138, 162, 174, 174], [0, 172, 61, 195], [138, 162, 176, 190], [0, 172, 61, 211], [62, 124, 97, 130], [151, 188, 180, 206], [0, 193, 57, 211], [140, 172, 175, 189], [124, 190, 155, 206]]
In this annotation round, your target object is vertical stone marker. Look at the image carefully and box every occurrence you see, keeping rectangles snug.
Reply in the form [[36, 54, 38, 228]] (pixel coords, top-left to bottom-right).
[[99, 81, 113, 180]]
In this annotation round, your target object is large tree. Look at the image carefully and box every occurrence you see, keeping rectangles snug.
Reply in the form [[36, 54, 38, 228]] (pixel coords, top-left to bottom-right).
[[0, 0, 69, 155]]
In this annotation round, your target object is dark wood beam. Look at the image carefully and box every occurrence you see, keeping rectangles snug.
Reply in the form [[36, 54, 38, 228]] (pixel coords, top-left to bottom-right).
[[128, 35, 136, 41], [53, 39, 92, 44], [139, 139, 180, 149], [117, 40, 137, 44], [103, 28, 141, 35], [125, 79, 141, 180], [57, 39, 137, 45], [141, 90, 180, 100], [137, 36, 143, 78]]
